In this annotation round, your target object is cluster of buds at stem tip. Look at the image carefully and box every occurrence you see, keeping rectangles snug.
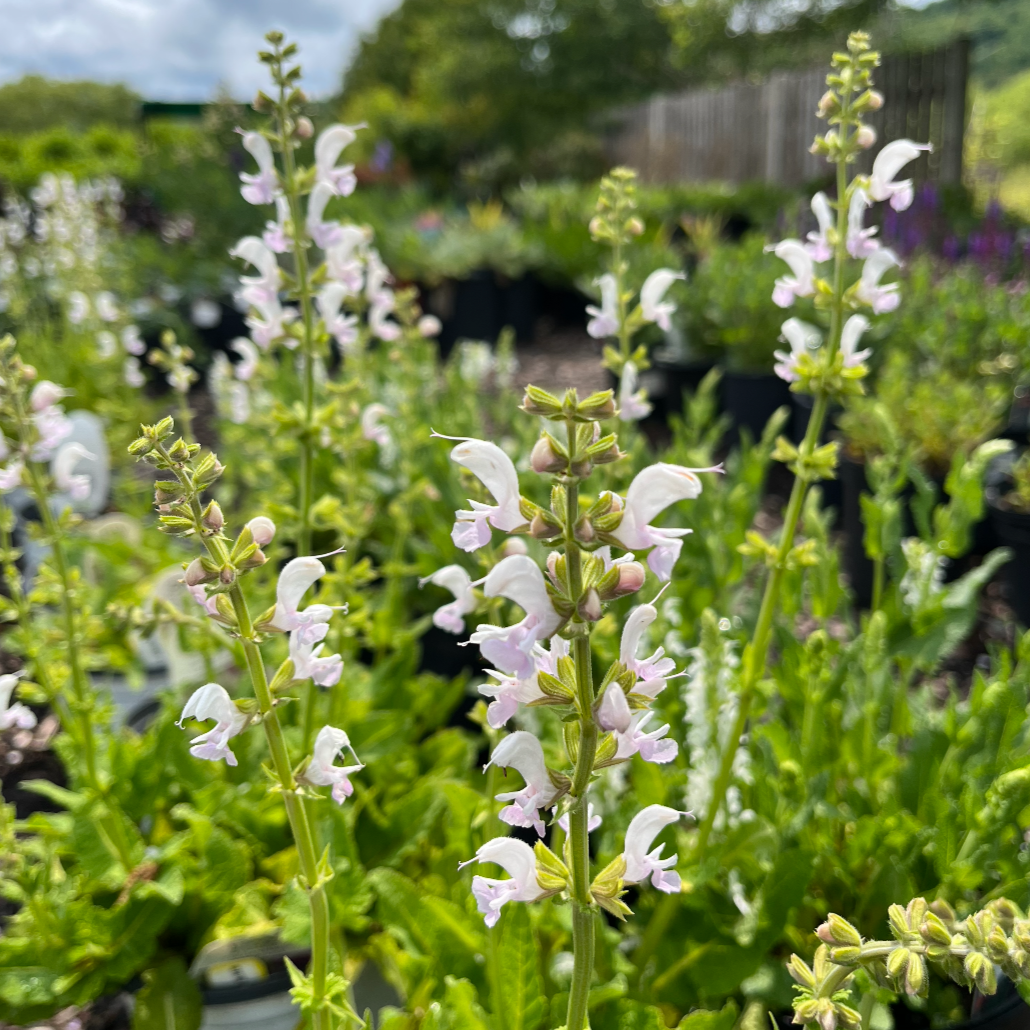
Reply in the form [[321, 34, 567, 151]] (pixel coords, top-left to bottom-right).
[[789, 897, 1030, 1029]]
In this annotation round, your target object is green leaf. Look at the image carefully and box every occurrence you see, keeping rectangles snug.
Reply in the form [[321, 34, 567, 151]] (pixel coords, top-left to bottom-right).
[[677, 1001, 739, 1030], [494, 904, 546, 1030], [132, 957, 202, 1030]]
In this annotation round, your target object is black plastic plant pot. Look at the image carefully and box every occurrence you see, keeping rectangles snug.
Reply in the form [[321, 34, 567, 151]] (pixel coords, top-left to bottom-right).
[[437, 269, 502, 352], [988, 499, 1030, 626], [501, 273, 539, 343], [722, 371, 791, 442]]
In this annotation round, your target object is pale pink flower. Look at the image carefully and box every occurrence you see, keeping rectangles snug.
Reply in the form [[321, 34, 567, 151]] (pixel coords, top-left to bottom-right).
[[609, 463, 717, 581], [0, 671, 35, 730], [620, 602, 676, 698], [0, 461, 24, 491], [597, 681, 632, 732], [586, 274, 619, 339], [94, 291, 118, 323], [418, 314, 442, 337], [289, 623, 343, 687], [769, 240, 816, 308], [614, 711, 678, 764], [470, 556, 563, 679], [238, 130, 278, 205], [316, 282, 360, 353], [230, 337, 259, 381], [479, 670, 545, 728], [314, 124, 362, 195], [187, 583, 220, 617], [855, 249, 901, 314], [246, 516, 276, 546], [487, 730, 560, 836], [325, 225, 367, 293], [124, 357, 145, 388], [640, 269, 684, 331], [369, 299, 401, 342], [267, 556, 340, 641], [840, 314, 872, 369], [420, 564, 477, 635], [558, 804, 601, 833], [460, 837, 546, 927], [805, 192, 834, 262], [178, 683, 248, 766], [302, 726, 363, 803], [121, 324, 145, 356], [306, 182, 343, 249], [30, 381, 67, 411], [618, 361, 652, 422], [444, 437, 526, 551], [360, 403, 392, 451], [621, 805, 683, 893], [846, 188, 879, 258], [262, 194, 292, 254], [230, 236, 281, 308], [53, 442, 94, 501], [31, 407, 72, 461], [773, 318, 821, 384], [868, 140, 932, 212]]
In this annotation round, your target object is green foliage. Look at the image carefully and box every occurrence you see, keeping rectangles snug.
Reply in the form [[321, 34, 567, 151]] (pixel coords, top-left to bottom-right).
[[132, 957, 203, 1030], [0, 75, 140, 135], [0, 124, 142, 190]]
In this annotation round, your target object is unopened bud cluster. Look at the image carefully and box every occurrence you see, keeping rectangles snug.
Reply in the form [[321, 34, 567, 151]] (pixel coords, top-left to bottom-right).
[[810, 32, 882, 164], [790, 897, 1030, 1030], [588, 167, 643, 247]]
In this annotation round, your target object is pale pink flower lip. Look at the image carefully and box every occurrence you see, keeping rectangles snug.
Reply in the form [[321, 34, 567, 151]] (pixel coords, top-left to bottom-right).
[[460, 837, 546, 927], [639, 268, 684, 331], [621, 804, 685, 893], [868, 140, 932, 212], [302, 726, 363, 804], [486, 730, 560, 836], [178, 683, 248, 766]]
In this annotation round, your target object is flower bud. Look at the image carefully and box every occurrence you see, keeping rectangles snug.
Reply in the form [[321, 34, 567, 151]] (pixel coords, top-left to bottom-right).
[[856, 125, 876, 149], [295, 116, 314, 139], [577, 392, 616, 421], [154, 481, 182, 504], [546, 549, 562, 587], [501, 537, 528, 557], [817, 90, 837, 117], [578, 588, 602, 622], [625, 216, 644, 236], [184, 558, 212, 586], [167, 437, 191, 463], [612, 560, 646, 598], [246, 516, 276, 546], [30, 380, 67, 411], [531, 513, 561, 540], [588, 215, 605, 239], [530, 436, 565, 474], [220, 566, 236, 585], [570, 459, 593, 479], [202, 500, 224, 532], [574, 516, 595, 543], [597, 682, 632, 732], [238, 547, 268, 570], [867, 90, 884, 110], [418, 314, 442, 337]]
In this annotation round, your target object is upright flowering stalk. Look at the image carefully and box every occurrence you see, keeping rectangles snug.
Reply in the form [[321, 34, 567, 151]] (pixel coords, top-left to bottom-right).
[[696, 34, 927, 857], [586, 169, 684, 424], [129, 417, 356, 1030], [435, 385, 716, 1030]]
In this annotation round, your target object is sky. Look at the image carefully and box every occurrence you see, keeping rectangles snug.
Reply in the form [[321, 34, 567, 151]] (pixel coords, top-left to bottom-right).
[[0, 0, 401, 100]]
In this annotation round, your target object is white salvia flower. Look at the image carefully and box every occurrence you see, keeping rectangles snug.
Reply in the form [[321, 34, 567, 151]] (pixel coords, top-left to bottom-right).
[[231, 236, 282, 308], [597, 681, 632, 732], [361, 403, 394, 463], [0, 671, 35, 730], [478, 670, 545, 728], [301, 725, 363, 804], [94, 291, 118, 322], [246, 294, 296, 350], [306, 182, 343, 249], [124, 357, 145, 388], [610, 463, 717, 581], [855, 248, 901, 314], [314, 124, 361, 196], [67, 291, 89, 325], [369, 298, 401, 342], [262, 194, 292, 254], [460, 837, 546, 927], [230, 337, 259, 381], [178, 683, 248, 766], [639, 268, 684, 331], [805, 192, 834, 262], [487, 730, 560, 835], [325, 225, 367, 294], [585, 273, 619, 339], [773, 318, 821, 384], [418, 314, 442, 337], [96, 331, 117, 359], [420, 564, 477, 635], [621, 805, 683, 893], [614, 711, 678, 764], [470, 555, 563, 679], [445, 437, 526, 551], [0, 460, 23, 491], [846, 188, 879, 258], [289, 623, 343, 687], [238, 130, 278, 205], [558, 804, 601, 833], [840, 314, 872, 369], [246, 516, 276, 546], [121, 324, 145, 356], [868, 140, 932, 212], [532, 634, 569, 678], [770, 240, 816, 308], [618, 361, 652, 422], [187, 582, 220, 617], [227, 382, 250, 424], [620, 602, 677, 697], [267, 556, 341, 641], [30, 381, 67, 411], [316, 282, 360, 353], [52, 442, 94, 502], [31, 407, 73, 462]]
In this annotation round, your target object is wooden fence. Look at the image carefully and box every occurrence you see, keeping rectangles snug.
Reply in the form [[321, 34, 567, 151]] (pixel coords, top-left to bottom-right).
[[606, 40, 969, 188]]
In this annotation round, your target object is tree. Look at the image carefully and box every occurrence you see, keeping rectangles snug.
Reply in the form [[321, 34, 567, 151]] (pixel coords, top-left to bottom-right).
[[0, 75, 140, 135]]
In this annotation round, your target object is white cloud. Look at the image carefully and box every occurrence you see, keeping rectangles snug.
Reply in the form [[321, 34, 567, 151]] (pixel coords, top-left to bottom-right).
[[0, 0, 400, 100]]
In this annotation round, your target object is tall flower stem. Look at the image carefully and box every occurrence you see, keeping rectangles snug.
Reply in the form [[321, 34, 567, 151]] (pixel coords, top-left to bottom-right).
[[635, 105, 855, 978], [159, 442, 336, 1030], [564, 418, 598, 1030]]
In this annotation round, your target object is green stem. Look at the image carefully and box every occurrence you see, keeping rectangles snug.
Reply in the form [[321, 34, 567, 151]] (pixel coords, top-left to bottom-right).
[[166, 445, 336, 1030], [563, 421, 598, 1030], [858, 989, 875, 1030], [176, 389, 194, 446], [635, 90, 858, 981], [871, 556, 884, 613]]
